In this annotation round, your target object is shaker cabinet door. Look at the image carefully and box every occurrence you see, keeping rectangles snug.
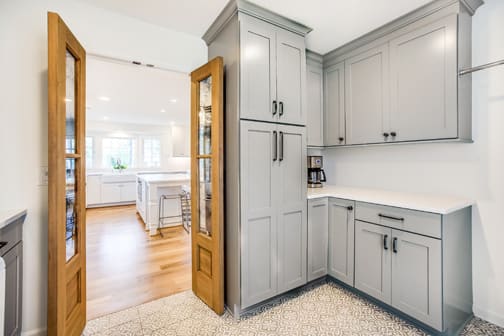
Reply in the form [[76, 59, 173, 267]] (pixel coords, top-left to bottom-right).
[[276, 29, 306, 126], [4, 242, 23, 336], [354, 220, 392, 304], [389, 15, 458, 142], [324, 62, 346, 146], [240, 15, 277, 123], [345, 45, 389, 145], [328, 198, 355, 286], [391, 230, 442, 330], [306, 62, 324, 146], [240, 121, 278, 308], [307, 198, 328, 281], [277, 124, 307, 292]]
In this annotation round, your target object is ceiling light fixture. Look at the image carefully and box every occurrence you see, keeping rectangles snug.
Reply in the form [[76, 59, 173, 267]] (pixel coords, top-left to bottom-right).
[[99, 96, 110, 102], [64, 98, 72, 102], [103, 116, 109, 121], [161, 109, 166, 113], [170, 99, 177, 103]]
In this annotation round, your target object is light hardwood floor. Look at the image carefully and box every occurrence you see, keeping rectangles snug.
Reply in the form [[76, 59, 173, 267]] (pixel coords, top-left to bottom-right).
[[86, 205, 191, 320]]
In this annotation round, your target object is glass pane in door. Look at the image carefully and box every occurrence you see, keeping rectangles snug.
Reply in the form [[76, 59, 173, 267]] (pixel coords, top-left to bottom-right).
[[198, 158, 212, 236], [65, 158, 78, 261], [65, 50, 76, 154], [198, 76, 212, 155]]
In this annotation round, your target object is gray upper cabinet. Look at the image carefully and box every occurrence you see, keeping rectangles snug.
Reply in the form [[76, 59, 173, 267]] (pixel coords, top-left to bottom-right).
[[328, 198, 355, 286], [240, 121, 278, 308], [324, 62, 345, 146], [276, 30, 306, 125], [240, 15, 277, 123], [345, 44, 389, 145], [354, 220, 392, 304], [277, 124, 307, 292], [391, 229, 442, 330], [306, 53, 324, 147], [389, 15, 458, 142], [240, 14, 306, 125], [307, 198, 328, 281]]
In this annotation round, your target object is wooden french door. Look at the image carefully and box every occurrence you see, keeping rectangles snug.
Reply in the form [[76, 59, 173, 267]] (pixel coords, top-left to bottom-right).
[[190, 57, 225, 315], [47, 12, 87, 336]]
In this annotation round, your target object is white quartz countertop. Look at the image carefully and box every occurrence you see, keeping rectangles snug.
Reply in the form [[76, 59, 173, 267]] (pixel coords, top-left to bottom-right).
[[138, 173, 190, 184], [0, 209, 27, 230], [308, 185, 474, 214]]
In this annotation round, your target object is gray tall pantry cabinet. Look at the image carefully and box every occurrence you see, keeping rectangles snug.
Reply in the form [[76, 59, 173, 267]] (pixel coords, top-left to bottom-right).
[[203, 0, 311, 316]]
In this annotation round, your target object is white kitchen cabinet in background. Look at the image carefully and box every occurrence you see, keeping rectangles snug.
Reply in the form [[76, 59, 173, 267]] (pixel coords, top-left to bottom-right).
[[172, 125, 190, 157]]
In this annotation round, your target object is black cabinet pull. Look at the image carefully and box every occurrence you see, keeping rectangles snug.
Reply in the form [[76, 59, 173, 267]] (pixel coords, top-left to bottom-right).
[[391, 132, 397, 137], [279, 101, 284, 116], [279, 131, 284, 161], [272, 100, 278, 116], [0, 242, 7, 249], [347, 205, 353, 211], [393, 237, 398, 253], [378, 213, 404, 222], [383, 235, 388, 250], [383, 132, 389, 138], [338, 137, 344, 142], [273, 131, 277, 161]]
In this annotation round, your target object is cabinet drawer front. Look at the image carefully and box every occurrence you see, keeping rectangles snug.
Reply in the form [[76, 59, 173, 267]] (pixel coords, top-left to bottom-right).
[[0, 219, 23, 256], [355, 202, 441, 238]]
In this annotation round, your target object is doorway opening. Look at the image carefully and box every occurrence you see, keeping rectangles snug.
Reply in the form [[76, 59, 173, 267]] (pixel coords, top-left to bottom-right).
[[84, 55, 192, 320]]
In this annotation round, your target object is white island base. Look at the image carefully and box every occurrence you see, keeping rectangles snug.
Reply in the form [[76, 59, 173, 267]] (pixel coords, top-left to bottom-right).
[[136, 173, 190, 236]]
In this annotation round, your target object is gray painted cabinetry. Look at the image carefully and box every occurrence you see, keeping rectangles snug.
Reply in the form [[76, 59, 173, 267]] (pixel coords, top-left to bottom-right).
[[306, 0, 482, 147], [204, 0, 311, 316], [0, 213, 25, 336], [307, 198, 328, 281], [307, 197, 472, 334], [306, 52, 324, 147]]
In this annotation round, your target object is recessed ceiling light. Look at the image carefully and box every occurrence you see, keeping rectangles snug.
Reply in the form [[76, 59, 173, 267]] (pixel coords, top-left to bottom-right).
[[170, 99, 177, 103], [160, 109, 166, 113], [103, 116, 109, 121], [65, 98, 72, 102], [99, 96, 110, 102]]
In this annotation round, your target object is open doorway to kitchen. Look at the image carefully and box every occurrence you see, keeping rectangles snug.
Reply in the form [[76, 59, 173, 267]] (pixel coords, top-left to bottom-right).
[[84, 55, 192, 320]]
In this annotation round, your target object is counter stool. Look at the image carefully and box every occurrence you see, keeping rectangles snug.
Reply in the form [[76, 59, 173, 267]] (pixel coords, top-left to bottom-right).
[[158, 191, 191, 237]]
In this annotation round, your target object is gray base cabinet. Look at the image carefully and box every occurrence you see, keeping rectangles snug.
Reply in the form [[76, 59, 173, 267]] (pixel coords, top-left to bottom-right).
[[308, 197, 472, 333], [1, 214, 24, 336], [307, 198, 328, 281], [328, 198, 355, 286]]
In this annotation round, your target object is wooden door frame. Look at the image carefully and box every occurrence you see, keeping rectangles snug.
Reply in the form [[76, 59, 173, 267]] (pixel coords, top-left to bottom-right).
[[48, 12, 87, 336], [190, 57, 225, 314]]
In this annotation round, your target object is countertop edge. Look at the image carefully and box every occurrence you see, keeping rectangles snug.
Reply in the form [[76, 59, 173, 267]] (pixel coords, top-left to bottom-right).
[[307, 188, 474, 215], [0, 209, 27, 230]]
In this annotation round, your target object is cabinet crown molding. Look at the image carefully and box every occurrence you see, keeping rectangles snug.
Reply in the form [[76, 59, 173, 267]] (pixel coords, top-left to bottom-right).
[[323, 0, 483, 66], [203, 0, 312, 46], [306, 50, 323, 65]]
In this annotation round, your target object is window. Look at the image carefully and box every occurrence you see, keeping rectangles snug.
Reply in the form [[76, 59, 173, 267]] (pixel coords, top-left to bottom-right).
[[143, 138, 161, 168], [85, 137, 93, 168], [102, 138, 135, 168]]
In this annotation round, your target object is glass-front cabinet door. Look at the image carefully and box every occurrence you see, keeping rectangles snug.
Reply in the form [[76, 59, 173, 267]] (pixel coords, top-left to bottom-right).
[[190, 57, 224, 315]]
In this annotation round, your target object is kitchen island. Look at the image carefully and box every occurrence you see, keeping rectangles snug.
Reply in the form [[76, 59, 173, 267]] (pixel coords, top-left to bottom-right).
[[136, 173, 190, 235]]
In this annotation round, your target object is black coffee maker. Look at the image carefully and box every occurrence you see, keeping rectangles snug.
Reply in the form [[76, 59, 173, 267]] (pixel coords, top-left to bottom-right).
[[307, 156, 326, 188]]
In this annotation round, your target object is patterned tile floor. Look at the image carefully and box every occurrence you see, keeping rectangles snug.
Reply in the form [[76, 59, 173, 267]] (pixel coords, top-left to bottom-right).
[[84, 282, 504, 336]]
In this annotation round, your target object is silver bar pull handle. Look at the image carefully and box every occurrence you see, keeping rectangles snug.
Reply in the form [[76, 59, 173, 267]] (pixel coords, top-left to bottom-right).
[[273, 131, 277, 161]]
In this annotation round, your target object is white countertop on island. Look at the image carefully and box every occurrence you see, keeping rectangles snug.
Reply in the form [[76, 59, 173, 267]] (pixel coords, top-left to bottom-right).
[[138, 173, 190, 184], [308, 185, 473, 215], [0, 209, 27, 230]]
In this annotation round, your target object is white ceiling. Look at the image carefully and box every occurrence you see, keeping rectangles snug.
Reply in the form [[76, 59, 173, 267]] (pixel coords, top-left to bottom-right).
[[77, 0, 432, 54], [86, 57, 190, 125]]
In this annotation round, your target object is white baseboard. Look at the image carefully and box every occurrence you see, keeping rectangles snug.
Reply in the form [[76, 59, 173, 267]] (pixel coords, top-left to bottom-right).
[[21, 327, 46, 336], [474, 305, 504, 328]]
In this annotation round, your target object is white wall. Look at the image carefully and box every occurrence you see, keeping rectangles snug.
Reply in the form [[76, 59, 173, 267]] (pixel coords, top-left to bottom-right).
[[0, 1, 205, 334], [323, 0, 504, 327]]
